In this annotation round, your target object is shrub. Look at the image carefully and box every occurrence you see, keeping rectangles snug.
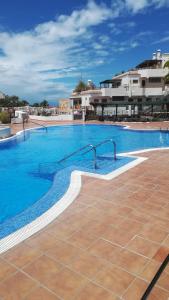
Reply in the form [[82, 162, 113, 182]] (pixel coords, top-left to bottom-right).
[[0, 111, 10, 124]]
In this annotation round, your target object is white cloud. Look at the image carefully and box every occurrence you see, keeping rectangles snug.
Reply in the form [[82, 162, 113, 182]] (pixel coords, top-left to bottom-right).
[[153, 35, 169, 44], [0, 1, 114, 102], [125, 0, 148, 13], [0, 0, 169, 102], [124, 0, 169, 12]]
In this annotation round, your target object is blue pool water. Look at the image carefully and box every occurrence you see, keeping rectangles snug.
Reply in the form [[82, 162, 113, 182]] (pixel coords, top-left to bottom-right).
[[0, 124, 169, 238]]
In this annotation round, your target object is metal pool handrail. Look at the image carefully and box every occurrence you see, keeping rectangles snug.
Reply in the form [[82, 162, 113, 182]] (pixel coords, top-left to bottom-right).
[[95, 139, 117, 161], [83, 139, 117, 161], [58, 144, 97, 169], [39, 139, 117, 172], [29, 120, 48, 132]]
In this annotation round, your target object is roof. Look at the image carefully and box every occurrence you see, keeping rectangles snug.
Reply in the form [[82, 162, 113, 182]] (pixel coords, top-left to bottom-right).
[[81, 89, 101, 95], [136, 59, 162, 69], [100, 79, 121, 84]]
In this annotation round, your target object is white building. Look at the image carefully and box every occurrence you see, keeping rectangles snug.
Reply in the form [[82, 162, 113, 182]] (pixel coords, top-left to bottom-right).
[[90, 50, 169, 117], [70, 80, 101, 110], [0, 91, 5, 100]]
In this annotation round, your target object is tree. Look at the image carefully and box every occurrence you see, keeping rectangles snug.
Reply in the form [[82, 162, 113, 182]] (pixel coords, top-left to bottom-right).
[[164, 61, 169, 68], [0, 95, 30, 107], [22, 100, 29, 106], [164, 60, 169, 84], [40, 100, 49, 107], [74, 80, 87, 93], [165, 74, 169, 84], [32, 103, 40, 107], [0, 111, 10, 124]]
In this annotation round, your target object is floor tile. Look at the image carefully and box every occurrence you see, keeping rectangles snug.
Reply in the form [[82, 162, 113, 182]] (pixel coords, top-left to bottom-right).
[[140, 259, 161, 281], [67, 229, 97, 249], [153, 246, 169, 263], [88, 238, 122, 261], [43, 267, 87, 300], [101, 226, 135, 247], [46, 239, 83, 265], [163, 235, 169, 247], [122, 278, 149, 300], [25, 286, 60, 299], [46, 221, 78, 240], [3, 243, 42, 268], [139, 225, 168, 243], [111, 248, 149, 275], [75, 282, 118, 300], [0, 271, 37, 300], [127, 236, 160, 258], [148, 286, 169, 300], [117, 219, 143, 235], [157, 272, 169, 291], [94, 264, 135, 297], [0, 258, 17, 282], [70, 252, 105, 278], [24, 255, 62, 285], [25, 232, 58, 251]]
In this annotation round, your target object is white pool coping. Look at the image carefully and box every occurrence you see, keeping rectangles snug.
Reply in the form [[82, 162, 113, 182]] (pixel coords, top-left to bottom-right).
[[0, 124, 169, 254]]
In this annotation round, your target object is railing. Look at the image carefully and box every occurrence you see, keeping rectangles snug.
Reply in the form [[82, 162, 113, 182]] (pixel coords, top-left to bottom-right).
[[141, 254, 169, 300], [39, 139, 117, 173], [29, 120, 48, 132], [83, 139, 116, 161], [95, 139, 116, 161], [160, 127, 169, 132], [58, 144, 97, 169]]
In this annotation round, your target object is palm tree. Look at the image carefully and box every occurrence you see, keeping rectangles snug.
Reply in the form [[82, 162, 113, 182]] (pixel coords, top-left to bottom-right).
[[74, 80, 87, 93], [164, 60, 169, 84]]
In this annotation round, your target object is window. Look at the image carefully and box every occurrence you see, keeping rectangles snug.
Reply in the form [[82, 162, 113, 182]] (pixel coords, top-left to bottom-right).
[[133, 79, 138, 84], [142, 80, 146, 87], [112, 96, 125, 101], [94, 99, 99, 103], [102, 99, 107, 103], [149, 77, 161, 83]]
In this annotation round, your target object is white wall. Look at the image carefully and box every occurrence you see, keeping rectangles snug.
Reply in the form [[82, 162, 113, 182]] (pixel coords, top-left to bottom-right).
[[138, 68, 168, 78], [131, 87, 164, 96], [29, 114, 74, 121], [81, 95, 90, 107], [101, 87, 128, 97]]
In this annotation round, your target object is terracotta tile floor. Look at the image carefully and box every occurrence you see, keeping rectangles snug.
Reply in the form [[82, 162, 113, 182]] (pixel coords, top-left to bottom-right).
[[1, 121, 169, 299]]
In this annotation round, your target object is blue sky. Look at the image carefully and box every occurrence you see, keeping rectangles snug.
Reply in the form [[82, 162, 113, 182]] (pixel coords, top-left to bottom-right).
[[0, 0, 169, 104]]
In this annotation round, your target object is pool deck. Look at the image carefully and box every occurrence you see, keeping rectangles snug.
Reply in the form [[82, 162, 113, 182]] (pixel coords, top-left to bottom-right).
[[10, 119, 169, 135], [0, 121, 169, 299]]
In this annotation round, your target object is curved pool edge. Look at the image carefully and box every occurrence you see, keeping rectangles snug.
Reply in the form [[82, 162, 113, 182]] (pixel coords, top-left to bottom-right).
[[0, 152, 148, 254], [0, 122, 169, 254], [0, 121, 165, 145]]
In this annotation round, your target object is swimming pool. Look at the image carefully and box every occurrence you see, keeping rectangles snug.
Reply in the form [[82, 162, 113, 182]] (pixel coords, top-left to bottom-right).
[[0, 124, 169, 242]]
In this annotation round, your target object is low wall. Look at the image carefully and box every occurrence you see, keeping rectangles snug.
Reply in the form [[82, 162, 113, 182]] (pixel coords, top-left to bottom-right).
[[0, 126, 11, 138], [29, 114, 74, 121]]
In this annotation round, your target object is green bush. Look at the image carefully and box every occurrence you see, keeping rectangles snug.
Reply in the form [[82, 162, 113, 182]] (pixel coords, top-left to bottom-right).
[[0, 111, 10, 124]]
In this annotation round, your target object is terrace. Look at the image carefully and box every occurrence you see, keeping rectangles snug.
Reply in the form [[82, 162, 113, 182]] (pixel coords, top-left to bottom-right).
[[0, 121, 169, 299]]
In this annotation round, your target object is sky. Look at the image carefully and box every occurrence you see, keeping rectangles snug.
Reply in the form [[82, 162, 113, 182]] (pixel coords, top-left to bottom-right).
[[0, 0, 169, 104]]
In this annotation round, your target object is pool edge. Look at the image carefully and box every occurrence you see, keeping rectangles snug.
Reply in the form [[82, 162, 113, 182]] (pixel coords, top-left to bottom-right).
[[0, 153, 147, 254]]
